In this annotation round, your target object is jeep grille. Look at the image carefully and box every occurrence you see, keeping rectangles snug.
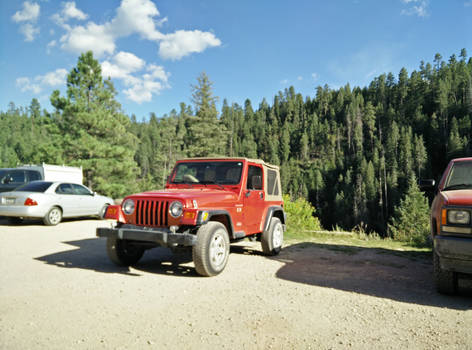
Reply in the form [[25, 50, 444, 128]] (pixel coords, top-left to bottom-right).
[[135, 200, 169, 227]]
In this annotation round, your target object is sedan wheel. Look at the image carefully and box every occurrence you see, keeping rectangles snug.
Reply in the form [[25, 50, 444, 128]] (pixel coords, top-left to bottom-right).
[[43, 206, 62, 226]]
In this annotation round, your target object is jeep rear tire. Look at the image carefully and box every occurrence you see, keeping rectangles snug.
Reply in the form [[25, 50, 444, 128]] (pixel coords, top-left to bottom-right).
[[261, 217, 283, 256], [433, 251, 458, 295], [193, 222, 230, 277], [106, 236, 144, 266]]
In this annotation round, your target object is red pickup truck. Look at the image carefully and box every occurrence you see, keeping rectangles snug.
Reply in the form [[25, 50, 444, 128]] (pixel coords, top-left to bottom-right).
[[423, 157, 472, 294], [97, 158, 286, 276]]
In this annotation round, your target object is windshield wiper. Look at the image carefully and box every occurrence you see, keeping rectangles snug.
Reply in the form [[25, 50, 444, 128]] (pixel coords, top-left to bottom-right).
[[200, 180, 225, 190], [172, 180, 194, 189], [443, 183, 472, 191]]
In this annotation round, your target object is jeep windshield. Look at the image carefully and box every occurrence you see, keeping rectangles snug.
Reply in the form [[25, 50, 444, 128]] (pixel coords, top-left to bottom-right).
[[443, 161, 472, 191], [171, 161, 243, 186]]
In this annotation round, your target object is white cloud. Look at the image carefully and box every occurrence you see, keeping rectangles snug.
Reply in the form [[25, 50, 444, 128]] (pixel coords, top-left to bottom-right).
[[297, 76, 303, 81], [280, 79, 289, 85], [311, 73, 318, 81], [12, 1, 40, 23], [52, 2, 88, 29], [401, 0, 429, 17], [114, 51, 145, 73], [63, 2, 88, 20], [55, 0, 220, 60], [12, 2, 40, 42], [16, 68, 68, 95], [465, 1, 472, 7], [110, 0, 164, 40], [60, 22, 115, 57], [47, 40, 57, 54], [101, 52, 170, 103], [159, 30, 221, 60], [19, 23, 40, 42]]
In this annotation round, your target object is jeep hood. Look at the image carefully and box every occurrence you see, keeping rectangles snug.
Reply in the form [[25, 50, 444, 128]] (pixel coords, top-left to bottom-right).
[[128, 188, 238, 207], [441, 189, 472, 206]]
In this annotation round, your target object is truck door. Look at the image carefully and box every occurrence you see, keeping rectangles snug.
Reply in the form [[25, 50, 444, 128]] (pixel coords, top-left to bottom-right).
[[243, 164, 265, 234]]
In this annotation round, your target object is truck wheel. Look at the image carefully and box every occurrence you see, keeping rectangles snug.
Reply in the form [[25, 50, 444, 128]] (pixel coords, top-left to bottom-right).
[[43, 206, 62, 226], [193, 222, 230, 277], [261, 217, 283, 256], [106, 236, 144, 266], [433, 251, 458, 295]]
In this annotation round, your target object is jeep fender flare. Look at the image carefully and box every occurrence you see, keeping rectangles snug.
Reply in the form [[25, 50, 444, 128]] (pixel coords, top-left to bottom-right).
[[203, 210, 236, 239], [263, 206, 286, 233]]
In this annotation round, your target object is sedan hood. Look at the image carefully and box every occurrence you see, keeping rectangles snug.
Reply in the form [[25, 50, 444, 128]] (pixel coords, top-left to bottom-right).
[[442, 189, 472, 206]]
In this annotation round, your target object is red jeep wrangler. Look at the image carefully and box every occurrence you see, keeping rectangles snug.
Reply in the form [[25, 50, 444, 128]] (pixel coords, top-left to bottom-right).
[[422, 157, 472, 294], [97, 158, 286, 276]]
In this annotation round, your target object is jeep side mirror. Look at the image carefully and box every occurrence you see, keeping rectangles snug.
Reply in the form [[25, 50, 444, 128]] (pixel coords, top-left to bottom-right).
[[419, 179, 435, 191], [252, 176, 262, 190]]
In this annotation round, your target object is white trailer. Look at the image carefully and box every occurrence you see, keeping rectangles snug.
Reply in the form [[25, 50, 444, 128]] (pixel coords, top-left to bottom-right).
[[18, 163, 83, 184]]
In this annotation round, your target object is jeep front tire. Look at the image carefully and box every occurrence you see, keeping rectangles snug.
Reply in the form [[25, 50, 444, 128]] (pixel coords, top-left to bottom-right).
[[193, 222, 230, 277], [106, 236, 144, 266], [261, 217, 283, 255]]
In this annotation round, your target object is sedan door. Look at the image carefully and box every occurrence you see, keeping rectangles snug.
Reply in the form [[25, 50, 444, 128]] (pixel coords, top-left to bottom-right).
[[71, 184, 102, 216], [54, 183, 80, 217]]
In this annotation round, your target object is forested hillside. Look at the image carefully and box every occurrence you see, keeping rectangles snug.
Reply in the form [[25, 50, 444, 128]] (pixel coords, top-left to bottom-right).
[[1, 49, 471, 235]]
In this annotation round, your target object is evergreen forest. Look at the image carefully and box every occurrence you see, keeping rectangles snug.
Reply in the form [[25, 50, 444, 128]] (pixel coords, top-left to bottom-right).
[[1, 49, 471, 238]]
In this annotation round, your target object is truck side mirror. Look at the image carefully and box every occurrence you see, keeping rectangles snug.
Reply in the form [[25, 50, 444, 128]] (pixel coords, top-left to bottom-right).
[[252, 175, 262, 190], [419, 179, 435, 191]]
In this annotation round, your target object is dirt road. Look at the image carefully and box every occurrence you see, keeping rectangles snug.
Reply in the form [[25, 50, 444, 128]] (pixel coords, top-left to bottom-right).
[[1, 219, 471, 349]]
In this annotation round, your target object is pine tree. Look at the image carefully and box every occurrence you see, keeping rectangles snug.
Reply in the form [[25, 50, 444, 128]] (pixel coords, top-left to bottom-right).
[[186, 72, 227, 157], [50, 51, 138, 198], [388, 175, 430, 246]]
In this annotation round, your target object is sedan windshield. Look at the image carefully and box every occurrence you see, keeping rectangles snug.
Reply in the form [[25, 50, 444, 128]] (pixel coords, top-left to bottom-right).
[[14, 181, 53, 193], [444, 161, 472, 190], [171, 162, 243, 185]]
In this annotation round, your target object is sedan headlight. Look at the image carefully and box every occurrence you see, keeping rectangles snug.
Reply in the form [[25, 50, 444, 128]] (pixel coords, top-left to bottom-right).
[[448, 210, 471, 225], [122, 199, 135, 215], [169, 201, 183, 218]]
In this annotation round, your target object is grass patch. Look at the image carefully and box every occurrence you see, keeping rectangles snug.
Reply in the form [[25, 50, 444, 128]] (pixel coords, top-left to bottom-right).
[[285, 228, 431, 261]]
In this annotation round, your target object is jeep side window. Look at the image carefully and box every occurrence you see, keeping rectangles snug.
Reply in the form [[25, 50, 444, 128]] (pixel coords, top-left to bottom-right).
[[267, 169, 279, 195], [247, 165, 263, 190]]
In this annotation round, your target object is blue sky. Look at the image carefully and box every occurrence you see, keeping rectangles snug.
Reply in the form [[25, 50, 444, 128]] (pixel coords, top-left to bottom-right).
[[1, 0, 471, 120]]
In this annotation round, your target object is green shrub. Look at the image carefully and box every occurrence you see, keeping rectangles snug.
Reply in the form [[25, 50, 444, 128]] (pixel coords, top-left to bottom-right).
[[388, 176, 430, 247], [283, 194, 322, 233]]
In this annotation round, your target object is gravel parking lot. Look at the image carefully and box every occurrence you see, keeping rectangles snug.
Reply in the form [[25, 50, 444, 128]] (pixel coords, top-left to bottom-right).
[[1, 219, 471, 349]]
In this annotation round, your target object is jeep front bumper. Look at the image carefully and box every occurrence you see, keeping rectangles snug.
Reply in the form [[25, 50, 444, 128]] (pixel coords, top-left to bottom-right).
[[96, 224, 197, 247]]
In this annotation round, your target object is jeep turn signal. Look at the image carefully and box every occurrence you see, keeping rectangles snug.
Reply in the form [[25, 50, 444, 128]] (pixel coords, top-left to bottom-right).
[[197, 211, 209, 224]]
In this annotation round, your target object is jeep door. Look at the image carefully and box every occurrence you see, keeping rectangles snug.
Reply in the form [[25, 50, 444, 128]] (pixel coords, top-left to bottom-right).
[[243, 164, 265, 234]]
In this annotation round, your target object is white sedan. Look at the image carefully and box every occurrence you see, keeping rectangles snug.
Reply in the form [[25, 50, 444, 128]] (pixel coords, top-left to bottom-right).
[[0, 181, 113, 225]]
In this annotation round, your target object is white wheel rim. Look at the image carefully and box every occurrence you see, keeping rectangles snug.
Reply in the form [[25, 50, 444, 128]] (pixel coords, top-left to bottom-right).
[[49, 208, 61, 224], [272, 222, 283, 248], [209, 230, 227, 268]]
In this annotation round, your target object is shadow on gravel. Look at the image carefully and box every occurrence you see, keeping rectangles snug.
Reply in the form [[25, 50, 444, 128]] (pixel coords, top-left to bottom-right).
[[272, 242, 472, 310], [34, 238, 200, 277]]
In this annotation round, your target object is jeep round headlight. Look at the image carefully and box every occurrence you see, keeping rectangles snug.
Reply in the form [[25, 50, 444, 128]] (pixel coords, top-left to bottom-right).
[[448, 210, 470, 225], [122, 199, 135, 215], [169, 201, 183, 218]]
